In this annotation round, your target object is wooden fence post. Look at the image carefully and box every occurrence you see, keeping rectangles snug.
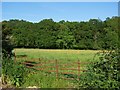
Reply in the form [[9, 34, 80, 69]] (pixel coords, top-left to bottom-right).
[[55, 60, 58, 80], [39, 58, 41, 63], [78, 60, 80, 80]]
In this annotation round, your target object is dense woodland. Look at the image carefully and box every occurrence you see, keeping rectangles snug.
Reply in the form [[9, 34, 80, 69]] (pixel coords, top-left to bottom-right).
[[2, 16, 119, 50]]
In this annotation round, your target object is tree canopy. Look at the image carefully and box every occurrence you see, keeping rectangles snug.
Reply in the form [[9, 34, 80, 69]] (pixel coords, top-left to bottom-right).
[[2, 16, 119, 50]]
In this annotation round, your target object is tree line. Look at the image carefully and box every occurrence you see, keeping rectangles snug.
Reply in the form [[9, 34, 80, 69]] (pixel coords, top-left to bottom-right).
[[2, 16, 119, 50]]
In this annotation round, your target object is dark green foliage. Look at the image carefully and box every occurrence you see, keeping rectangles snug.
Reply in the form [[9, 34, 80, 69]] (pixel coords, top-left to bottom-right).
[[2, 17, 119, 50], [2, 20, 27, 86], [56, 25, 76, 49], [2, 59, 28, 87], [2, 21, 14, 59], [79, 50, 120, 88]]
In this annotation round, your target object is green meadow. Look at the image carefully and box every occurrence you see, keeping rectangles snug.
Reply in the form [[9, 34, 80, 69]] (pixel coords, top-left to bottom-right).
[[15, 48, 101, 62], [13, 48, 102, 88]]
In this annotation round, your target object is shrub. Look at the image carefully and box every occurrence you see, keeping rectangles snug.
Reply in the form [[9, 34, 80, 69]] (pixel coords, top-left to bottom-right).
[[2, 59, 28, 87], [79, 50, 120, 88], [2, 40, 14, 59]]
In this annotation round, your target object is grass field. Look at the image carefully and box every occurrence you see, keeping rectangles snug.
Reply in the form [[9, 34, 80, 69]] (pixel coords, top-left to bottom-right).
[[13, 48, 102, 88], [14, 48, 101, 62]]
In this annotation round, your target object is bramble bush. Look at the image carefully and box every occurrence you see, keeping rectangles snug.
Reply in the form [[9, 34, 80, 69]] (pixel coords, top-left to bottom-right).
[[79, 50, 120, 88]]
